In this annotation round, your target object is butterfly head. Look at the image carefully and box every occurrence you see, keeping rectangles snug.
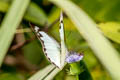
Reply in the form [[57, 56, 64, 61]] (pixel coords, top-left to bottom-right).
[[29, 23, 41, 33], [65, 51, 84, 63]]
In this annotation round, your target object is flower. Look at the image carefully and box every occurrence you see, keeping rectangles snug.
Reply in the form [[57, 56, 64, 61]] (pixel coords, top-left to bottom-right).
[[65, 51, 84, 63]]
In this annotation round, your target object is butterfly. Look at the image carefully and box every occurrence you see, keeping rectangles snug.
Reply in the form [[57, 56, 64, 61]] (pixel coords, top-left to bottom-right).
[[30, 12, 83, 69], [30, 12, 67, 69]]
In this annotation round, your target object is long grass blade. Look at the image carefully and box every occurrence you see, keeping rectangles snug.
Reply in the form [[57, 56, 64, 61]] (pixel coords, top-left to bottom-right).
[[0, 0, 30, 67], [49, 0, 120, 79], [28, 65, 60, 80]]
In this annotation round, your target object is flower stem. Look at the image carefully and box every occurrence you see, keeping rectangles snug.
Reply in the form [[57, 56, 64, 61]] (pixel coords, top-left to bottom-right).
[[70, 60, 93, 80], [77, 61, 93, 80]]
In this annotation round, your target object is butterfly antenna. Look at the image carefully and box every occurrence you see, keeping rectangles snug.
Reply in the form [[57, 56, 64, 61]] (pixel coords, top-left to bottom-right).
[[29, 22, 36, 31]]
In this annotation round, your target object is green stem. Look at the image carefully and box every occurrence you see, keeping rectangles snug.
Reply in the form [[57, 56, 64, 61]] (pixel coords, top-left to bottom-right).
[[76, 75, 79, 80]]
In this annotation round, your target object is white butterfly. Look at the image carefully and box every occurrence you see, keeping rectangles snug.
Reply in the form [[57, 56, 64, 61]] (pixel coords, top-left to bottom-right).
[[30, 12, 67, 69], [30, 12, 84, 69]]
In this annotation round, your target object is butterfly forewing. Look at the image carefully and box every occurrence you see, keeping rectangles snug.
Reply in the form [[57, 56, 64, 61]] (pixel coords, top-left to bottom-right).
[[30, 24, 61, 68], [59, 12, 68, 67]]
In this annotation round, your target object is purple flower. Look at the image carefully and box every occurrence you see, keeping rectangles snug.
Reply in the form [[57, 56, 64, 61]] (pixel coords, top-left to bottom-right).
[[65, 51, 84, 63]]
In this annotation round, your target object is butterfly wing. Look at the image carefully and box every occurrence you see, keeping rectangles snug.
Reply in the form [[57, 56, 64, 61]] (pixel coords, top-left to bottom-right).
[[30, 24, 61, 68], [59, 12, 68, 68]]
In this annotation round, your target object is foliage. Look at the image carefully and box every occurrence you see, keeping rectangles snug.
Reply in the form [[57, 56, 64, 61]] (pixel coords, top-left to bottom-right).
[[0, 0, 120, 80]]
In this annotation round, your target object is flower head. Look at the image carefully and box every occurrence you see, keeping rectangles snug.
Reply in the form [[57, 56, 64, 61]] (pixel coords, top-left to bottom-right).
[[65, 51, 84, 63]]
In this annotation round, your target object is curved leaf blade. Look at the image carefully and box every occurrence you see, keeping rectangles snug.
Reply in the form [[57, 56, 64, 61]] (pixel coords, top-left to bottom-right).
[[49, 0, 120, 79]]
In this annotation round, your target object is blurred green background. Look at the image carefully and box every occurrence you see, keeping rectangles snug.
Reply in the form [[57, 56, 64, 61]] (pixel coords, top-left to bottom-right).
[[0, 0, 120, 80]]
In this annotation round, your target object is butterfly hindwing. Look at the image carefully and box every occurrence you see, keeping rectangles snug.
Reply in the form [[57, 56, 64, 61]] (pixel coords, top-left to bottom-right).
[[30, 24, 61, 68]]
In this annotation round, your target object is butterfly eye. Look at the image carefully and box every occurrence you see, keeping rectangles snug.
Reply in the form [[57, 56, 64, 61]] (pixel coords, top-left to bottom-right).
[[65, 52, 84, 63]]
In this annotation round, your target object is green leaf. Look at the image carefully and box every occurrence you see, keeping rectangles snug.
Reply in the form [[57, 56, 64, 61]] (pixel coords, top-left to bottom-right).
[[24, 2, 49, 26], [49, 0, 120, 79], [77, 61, 93, 80], [0, 1, 9, 12], [28, 65, 60, 80], [0, 0, 30, 67], [0, 73, 24, 80], [73, 0, 120, 22], [98, 22, 120, 44], [0, 1, 49, 26], [23, 40, 45, 65]]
